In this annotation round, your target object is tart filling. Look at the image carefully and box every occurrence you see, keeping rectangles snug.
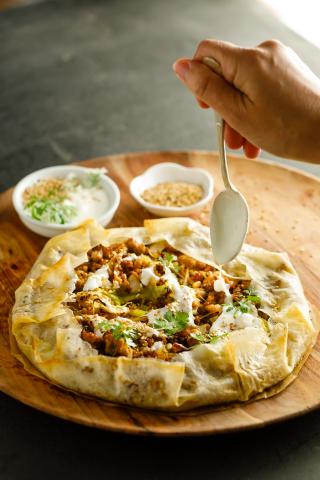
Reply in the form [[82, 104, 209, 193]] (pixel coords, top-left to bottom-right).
[[69, 239, 265, 360]]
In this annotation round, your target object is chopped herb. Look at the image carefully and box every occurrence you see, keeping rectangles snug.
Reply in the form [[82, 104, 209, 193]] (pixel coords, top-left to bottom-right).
[[238, 301, 250, 313], [25, 197, 77, 224], [153, 310, 189, 336], [112, 323, 139, 347], [81, 172, 102, 189], [160, 251, 180, 274], [163, 252, 175, 263], [246, 294, 261, 304], [190, 331, 207, 342], [23, 171, 105, 225], [209, 333, 228, 344], [224, 289, 261, 318], [243, 288, 261, 305], [98, 320, 113, 331], [98, 320, 139, 347], [226, 300, 251, 317], [47, 188, 65, 199], [190, 331, 228, 344], [172, 264, 181, 275]]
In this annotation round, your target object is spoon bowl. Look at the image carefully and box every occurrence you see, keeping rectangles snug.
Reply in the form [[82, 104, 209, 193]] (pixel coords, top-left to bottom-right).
[[210, 188, 249, 265]]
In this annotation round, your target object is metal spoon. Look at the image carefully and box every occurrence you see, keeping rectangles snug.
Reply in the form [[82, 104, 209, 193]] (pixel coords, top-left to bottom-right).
[[203, 57, 249, 265]]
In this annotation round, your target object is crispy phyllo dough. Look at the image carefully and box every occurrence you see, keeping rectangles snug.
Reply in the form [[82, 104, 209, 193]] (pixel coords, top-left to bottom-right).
[[11, 218, 317, 410]]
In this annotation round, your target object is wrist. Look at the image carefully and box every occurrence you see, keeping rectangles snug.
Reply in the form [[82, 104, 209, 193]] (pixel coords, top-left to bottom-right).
[[292, 96, 320, 164], [301, 111, 320, 164]]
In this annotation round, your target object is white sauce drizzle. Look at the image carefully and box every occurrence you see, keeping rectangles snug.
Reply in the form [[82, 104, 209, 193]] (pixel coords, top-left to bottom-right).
[[163, 267, 196, 322], [147, 306, 168, 323], [140, 267, 159, 286], [151, 341, 164, 351], [122, 254, 138, 261], [83, 265, 111, 291], [214, 274, 232, 304], [146, 267, 196, 326], [210, 305, 261, 335]]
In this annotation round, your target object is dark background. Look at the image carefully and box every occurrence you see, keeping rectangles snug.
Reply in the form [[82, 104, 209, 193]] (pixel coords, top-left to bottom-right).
[[1, 1, 320, 478], [1, 0, 319, 192]]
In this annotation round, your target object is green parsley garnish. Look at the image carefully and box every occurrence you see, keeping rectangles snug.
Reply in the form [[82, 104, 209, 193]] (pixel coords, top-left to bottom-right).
[[226, 300, 250, 315], [243, 288, 261, 305], [160, 252, 180, 275], [153, 310, 189, 336], [112, 324, 139, 347], [190, 331, 206, 342], [163, 252, 175, 263], [98, 321, 139, 347], [224, 288, 261, 318], [98, 320, 113, 331], [246, 294, 261, 304]]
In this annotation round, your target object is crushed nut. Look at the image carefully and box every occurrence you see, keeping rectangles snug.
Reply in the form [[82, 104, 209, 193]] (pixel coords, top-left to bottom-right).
[[141, 182, 204, 207]]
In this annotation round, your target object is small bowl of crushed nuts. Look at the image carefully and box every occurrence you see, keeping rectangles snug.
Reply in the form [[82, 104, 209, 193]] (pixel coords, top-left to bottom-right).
[[130, 162, 214, 217]]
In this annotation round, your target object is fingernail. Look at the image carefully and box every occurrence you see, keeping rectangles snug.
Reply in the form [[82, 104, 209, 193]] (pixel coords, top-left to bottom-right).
[[173, 59, 191, 81]]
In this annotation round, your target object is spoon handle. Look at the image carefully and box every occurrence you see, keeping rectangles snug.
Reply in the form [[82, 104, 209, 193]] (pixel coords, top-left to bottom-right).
[[202, 57, 233, 191], [215, 112, 233, 190]]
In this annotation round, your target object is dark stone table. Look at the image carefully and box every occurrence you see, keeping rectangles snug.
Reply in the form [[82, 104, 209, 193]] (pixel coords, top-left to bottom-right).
[[1, 1, 319, 478]]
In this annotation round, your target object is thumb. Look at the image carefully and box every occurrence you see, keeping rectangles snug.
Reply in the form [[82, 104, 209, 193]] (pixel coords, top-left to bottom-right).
[[173, 58, 247, 128]]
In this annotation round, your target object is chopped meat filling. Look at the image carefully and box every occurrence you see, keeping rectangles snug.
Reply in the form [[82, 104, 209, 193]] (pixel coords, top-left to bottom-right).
[[68, 238, 256, 361]]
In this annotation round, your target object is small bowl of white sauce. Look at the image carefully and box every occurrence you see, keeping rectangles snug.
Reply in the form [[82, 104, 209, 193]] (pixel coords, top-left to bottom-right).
[[13, 165, 120, 237]]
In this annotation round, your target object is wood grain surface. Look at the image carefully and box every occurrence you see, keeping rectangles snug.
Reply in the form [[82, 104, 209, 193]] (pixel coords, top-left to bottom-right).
[[0, 150, 319, 436]]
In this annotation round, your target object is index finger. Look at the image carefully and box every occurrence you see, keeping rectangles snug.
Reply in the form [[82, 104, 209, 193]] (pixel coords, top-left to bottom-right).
[[193, 39, 247, 89]]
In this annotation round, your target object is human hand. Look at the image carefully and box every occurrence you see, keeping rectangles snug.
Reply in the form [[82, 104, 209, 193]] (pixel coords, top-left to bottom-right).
[[173, 39, 320, 163]]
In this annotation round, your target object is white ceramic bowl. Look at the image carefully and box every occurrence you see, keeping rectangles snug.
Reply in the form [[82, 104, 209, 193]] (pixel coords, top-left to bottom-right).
[[130, 162, 214, 217], [13, 165, 120, 237]]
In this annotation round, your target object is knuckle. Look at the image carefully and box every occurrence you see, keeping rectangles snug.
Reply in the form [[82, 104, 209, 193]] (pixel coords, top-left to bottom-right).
[[195, 38, 216, 56], [200, 38, 215, 49], [243, 47, 266, 66], [258, 39, 283, 49]]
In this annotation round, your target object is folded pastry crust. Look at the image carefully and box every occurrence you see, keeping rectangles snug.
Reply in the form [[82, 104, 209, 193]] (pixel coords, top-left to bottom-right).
[[11, 218, 318, 410]]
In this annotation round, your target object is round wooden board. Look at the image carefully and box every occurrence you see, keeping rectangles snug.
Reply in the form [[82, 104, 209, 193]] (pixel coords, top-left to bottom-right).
[[0, 150, 319, 436]]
